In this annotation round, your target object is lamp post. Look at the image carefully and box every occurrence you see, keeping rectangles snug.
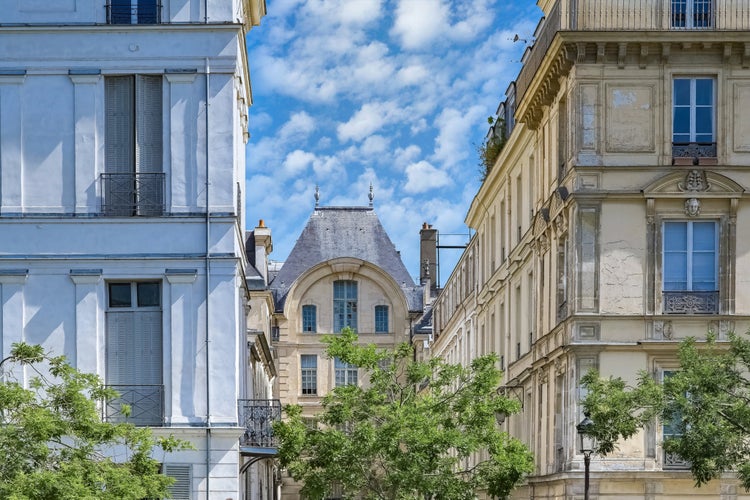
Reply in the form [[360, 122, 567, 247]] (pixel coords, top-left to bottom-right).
[[576, 412, 596, 500]]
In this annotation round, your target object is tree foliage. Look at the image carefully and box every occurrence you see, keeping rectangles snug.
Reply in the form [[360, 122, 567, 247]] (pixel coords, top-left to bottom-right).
[[478, 117, 508, 182], [0, 342, 190, 500], [274, 328, 533, 499], [581, 331, 750, 489]]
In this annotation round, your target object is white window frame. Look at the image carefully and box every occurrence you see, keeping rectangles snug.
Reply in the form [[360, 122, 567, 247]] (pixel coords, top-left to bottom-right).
[[671, 0, 714, 29], [301, 355, 317, 396], [672, 77, 715, 144], [662, 220, 718, 292], [334, 357, 358, 387]]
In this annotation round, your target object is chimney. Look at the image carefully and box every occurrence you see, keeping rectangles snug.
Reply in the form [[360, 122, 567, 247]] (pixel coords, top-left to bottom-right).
[[419, 222, 438, 294], [254, 219, 272, 284]]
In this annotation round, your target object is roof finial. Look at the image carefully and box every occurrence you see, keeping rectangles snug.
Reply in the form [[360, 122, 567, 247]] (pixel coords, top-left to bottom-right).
[[314, 185, 320, 207], [368, 182, 374, 207]]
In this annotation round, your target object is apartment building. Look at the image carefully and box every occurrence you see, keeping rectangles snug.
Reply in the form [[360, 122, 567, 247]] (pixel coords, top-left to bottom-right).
[[0, 1, 267, 498], [430, 0, 750, 498]]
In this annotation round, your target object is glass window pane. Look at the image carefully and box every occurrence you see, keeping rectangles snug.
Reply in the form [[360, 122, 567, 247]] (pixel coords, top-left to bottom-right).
[[692, 222, 716, 250], [674, 79, 691, 104], [664, 223, 687, 251], [137, 282, 160, 307], [109, 283, 131, 307], [695, 108, 713, 139], [695, 79, 713, 105], [672, 108, 690, 137]]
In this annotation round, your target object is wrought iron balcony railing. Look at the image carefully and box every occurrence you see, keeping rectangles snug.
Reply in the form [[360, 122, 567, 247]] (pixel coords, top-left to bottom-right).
[[103, 384, 164, 427], [106, 1, 162, 24], [238, 399, 281, 450], [672, 142, 717, 163], [663, 291, 719, 314], [101, 172, 165, 217]]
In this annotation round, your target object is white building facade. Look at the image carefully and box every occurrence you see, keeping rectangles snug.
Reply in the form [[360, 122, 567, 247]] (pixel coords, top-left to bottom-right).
[[0, 1, 266, 498]]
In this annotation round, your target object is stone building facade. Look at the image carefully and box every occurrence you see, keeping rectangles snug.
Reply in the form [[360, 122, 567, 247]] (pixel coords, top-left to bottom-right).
[[429, 0, 750, 498], [269, 198, 425, 498]]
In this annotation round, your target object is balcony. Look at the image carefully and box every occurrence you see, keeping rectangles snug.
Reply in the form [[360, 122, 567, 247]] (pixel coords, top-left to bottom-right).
[[103, 384, 164, 427], [106, 1, 162, 24], [238, 399, 281, 457], [672, 142, 718, 165], [663, 291, 719, 314], [516, 0, 750, 108], [101, 172, 165, 217]]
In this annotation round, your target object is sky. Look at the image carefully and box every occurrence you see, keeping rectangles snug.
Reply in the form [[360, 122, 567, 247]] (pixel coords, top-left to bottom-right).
[[245, 0, 542, 286]]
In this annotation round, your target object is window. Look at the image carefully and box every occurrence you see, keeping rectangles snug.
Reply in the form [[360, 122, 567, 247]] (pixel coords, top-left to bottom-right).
[[103, 75, 164, 216], [661, 370, 690, 469], [301, 355, 317, 395], [302, 305, 317, 333], [671, 0, 713, 28], [672, 77, 715, 159], [107, 0, 161, 24], [663, 221, 718, 313], [374, 305, 389, 333], [334, 357, 358, 387], [333, 280, 357, 332], [105, 282, 163, 426]]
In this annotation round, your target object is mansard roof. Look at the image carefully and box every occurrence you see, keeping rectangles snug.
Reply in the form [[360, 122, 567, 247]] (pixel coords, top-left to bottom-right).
[[270, 206, 421, 312]]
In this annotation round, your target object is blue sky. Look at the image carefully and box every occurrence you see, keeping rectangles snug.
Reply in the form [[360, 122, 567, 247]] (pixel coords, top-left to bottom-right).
[[245, 0, 541, 286]]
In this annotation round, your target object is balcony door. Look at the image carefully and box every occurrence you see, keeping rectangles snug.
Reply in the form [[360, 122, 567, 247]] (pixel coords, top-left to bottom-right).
[[105, 282, 163, 425], [104, 75, 163, 216]]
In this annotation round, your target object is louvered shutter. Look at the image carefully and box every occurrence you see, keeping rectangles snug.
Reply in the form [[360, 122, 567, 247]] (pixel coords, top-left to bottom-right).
[[106, 311, 134, 421], [135, 75, 163, 215], [163, 464, 192, 499], [105, 77, 135, 215]]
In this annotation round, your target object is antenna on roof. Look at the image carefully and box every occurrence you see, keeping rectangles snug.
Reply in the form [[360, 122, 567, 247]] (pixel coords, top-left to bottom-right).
[[314, 185, 320, 207], [368, 182, 374, 207]]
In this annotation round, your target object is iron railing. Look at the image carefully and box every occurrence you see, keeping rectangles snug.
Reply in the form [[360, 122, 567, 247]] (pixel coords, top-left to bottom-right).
[[672, 142, 717, 162], [106, 1, 162, 24], [663, 291, 719, 314], [238, 399, 281, 448], [516, 0, 750, 107], [101, 172, 165, 216], [104, 384, 164, 426]]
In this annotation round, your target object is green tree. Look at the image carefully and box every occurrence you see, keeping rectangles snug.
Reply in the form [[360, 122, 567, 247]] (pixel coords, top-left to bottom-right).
[[581, 331, 750, 489], [274, 328, 533, 500], [478, 117, 507, 182], [0, 342, 190, 500]]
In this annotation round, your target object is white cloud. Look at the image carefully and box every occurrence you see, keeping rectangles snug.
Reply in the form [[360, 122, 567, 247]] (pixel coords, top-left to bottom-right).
[[391, 0, 449, 50], [278, 111, 317, 142], [282, 150, 316, 176], [336, 101, 400, 142], [361, 135, 390, 155], [404, 161, 452, 193], [432, 105, 485, 168]]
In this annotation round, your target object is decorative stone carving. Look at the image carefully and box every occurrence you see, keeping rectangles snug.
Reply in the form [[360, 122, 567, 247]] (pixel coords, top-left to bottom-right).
[[684, 197, 701, 217], [653, 320, 673, 340], [679, 169, 710, 192]]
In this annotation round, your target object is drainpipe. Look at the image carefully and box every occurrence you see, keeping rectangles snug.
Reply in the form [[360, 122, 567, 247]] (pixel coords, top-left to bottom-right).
[[204, 56, 212, 499]]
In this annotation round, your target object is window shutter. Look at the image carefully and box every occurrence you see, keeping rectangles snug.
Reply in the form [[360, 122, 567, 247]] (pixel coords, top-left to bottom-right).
[[135, 75, 163, 215], [135, 75, 162, 174], [135, 310, 163, 385], [105, 76, 134, 174], [163, 464, 192, 500], [106, 311, 135, 385]]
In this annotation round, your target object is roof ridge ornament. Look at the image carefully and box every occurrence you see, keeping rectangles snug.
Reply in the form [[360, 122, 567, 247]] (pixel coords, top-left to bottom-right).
[[368, 182, 374, 207], [314, 185, 320, 207]]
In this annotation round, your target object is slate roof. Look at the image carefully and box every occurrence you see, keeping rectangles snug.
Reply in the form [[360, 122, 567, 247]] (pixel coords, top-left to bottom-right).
[[270, 207, 423, 313]]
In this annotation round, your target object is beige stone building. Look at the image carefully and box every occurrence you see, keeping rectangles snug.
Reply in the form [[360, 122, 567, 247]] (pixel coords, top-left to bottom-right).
[[269, 196, 425, 498], [429, 0, 750, 498]]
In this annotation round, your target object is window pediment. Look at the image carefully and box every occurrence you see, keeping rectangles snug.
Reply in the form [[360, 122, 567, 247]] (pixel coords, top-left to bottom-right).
[[642, 169, 744, 199]]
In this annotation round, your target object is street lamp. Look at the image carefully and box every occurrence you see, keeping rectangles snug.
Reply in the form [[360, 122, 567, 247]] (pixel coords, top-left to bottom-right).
[[576, 412, 597, 500]]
